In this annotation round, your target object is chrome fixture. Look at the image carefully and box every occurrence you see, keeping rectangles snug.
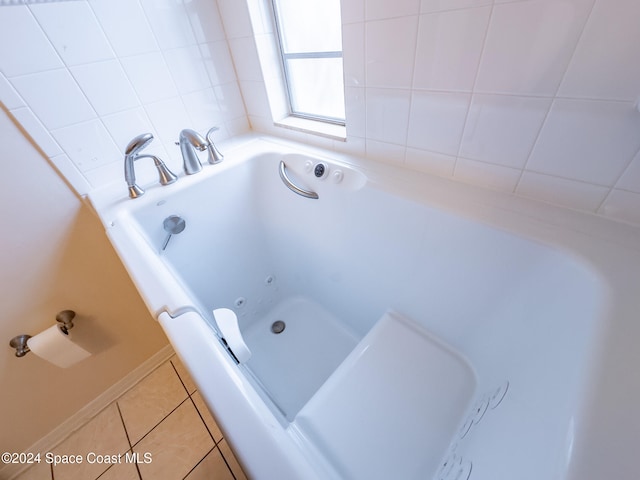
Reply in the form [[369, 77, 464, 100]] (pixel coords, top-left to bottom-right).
[[161, 215, 186, 251], [9, 310, 77, 358], [9, 335, 31, 358], [178, 127, 224, 175], [124, 133, 177, 199], [279, 161, 319, 199], [206, 127, 224, 164]]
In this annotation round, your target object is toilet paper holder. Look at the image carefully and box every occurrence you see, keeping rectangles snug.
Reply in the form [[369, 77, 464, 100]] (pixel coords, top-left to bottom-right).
[[9, 310, 76, 358]]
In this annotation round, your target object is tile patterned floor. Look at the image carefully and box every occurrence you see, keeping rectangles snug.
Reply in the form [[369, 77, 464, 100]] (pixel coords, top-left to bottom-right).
[[15, 355, 247, 480]]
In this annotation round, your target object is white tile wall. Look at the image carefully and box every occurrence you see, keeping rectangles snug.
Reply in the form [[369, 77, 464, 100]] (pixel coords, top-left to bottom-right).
[[1, 0, 640, 227], [336, 0, 640, 226], [0, 0, 248, 193]]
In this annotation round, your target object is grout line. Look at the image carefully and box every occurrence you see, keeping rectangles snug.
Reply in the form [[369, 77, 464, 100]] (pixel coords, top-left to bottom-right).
[[218, 443, 240, 480], [180, 446, 216, 480], [452, 2, 494, 178], [514, 0, 598, 195], [115, 400, 142, 480], [188, 394, 220, 445], [130, 397, 191, 449], [168, 357, 192, 395], [115, 402, 133, 449]]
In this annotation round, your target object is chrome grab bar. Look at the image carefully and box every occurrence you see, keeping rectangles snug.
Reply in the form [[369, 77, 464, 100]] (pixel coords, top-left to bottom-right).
[[279, 161, 319, 199]]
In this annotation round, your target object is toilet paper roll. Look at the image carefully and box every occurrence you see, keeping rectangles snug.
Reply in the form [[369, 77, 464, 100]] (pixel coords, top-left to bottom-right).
[[213, 308, 251, 364], [27, 324, 91, 368]]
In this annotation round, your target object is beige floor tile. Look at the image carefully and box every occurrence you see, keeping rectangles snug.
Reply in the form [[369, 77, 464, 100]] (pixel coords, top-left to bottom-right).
[[218, 439, 248, 480], [96, 460, 140, 480], [184, 447, 234, 480], [170, 355, 197, 394], [118, 362, 189, 445], [13, 460, 51, 480], [191, 392, 223, 443], [134, 400, 214, 480], [51, 403, 130, 480]]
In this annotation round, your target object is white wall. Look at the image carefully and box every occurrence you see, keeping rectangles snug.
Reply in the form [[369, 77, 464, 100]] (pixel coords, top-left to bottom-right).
[[0, 0, 248, 195], [0, 107, 169, 456], [242, 0, 640, 226]]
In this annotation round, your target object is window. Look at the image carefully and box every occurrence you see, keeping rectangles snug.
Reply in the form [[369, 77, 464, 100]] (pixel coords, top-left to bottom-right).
[[272, 0, 345, 125]]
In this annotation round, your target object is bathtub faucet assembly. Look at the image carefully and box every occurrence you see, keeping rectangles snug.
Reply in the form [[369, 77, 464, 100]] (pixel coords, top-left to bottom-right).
[[178, 127, 224, 175], [124, 133, 177, 199]]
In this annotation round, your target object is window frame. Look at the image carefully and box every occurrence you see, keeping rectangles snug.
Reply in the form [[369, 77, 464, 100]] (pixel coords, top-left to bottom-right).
[[271, 0, 346, 126]]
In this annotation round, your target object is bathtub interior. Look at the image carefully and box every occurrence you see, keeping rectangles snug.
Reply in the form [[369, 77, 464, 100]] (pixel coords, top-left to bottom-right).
[[126, 150, 605, 479]]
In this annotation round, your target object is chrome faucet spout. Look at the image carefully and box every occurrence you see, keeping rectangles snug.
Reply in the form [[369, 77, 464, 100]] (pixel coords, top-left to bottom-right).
[[205, 127, 224, 164], [179, 129, 207, 175], [124, 133, 177, 199]]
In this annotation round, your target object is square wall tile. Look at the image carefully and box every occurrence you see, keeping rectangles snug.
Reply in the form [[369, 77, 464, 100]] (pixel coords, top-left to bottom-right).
[[139, 0, 196, 50], [413, 7, 490, 92], [517, 171, 609, 211], [365, 0, 420, 21], [421, 0, 492, 13], [475, 0, 593, 96], [71, 60, 140, 116], [453, 157, 521, 192], [616, 151, 640, 194], [101, 107, 157, 152], [406, 91, 470, 155], [11, 69, 95, 130], [600, 189, 640, 225], [342, 22, 365, 87], [239, 80, 270, 119], [200, 41, 237, 86], [89, 0, 158, 57], [228, 37, 263, 83], [341, 0, 365, 24], [214, 82, 246, 119], [559, 0, 640, 101], [51, 119, 122, 172], [121, 52, 178, 104], [459, 94, 551, 168], [185, 0, 227, 44], [366, 139, 406, 164], [182, 88, 225, 134], [344, 86, 366, 138], [0, 72, 24, 109], [118, 362, 189, 445], [366, 88, 411, 145], [527, 99, 640, 186], [0, 5, 63, 77], [217, 0, 254, 39], [30, 2, 114, 66], [164, 46, 212, 95], [145, 97, 191, 143], [405, 147, 455, 178], [365, 16, 418, 89]]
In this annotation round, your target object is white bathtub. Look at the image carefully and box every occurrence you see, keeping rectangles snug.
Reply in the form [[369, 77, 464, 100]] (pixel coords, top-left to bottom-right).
[[90, 134, 640, 480]]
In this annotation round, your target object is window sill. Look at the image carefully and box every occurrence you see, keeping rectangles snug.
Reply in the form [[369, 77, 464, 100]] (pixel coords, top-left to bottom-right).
[[274, 116, 346, 142]]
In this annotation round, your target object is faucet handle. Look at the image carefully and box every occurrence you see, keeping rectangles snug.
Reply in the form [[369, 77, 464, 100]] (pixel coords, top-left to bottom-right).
[[205, 127, 224, 164]]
